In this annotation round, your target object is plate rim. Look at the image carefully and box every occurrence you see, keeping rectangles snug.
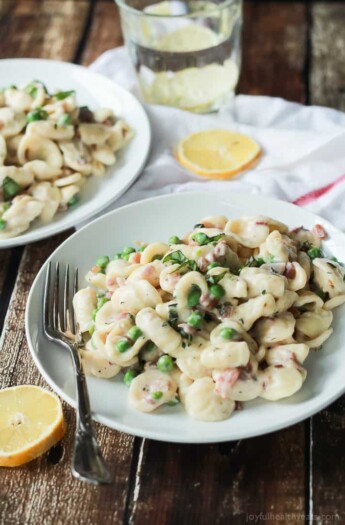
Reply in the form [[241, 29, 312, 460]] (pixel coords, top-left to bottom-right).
[[25, 190, 345, 443], [0, 57, 151, 249]]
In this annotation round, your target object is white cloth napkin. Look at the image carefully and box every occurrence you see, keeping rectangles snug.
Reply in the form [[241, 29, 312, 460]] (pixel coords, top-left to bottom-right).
[[89, 47, 345, 229]]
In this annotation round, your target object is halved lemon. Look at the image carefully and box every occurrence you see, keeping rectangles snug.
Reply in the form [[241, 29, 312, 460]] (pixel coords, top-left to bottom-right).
[[176, 129, 262, 180], [0, 385, 66, 467]]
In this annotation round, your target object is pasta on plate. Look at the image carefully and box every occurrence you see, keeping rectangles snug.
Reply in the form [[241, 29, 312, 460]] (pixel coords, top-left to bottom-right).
[[0, 80, 133, 239], [73, 215, 345, 422]]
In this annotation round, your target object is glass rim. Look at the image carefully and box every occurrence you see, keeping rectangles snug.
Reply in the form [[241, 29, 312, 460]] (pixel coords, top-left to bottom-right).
[[114, 0, 240, 18]]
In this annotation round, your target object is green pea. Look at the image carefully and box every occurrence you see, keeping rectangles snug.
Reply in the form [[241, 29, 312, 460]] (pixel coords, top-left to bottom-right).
[[113, 252, 123, 260], [122, 252, 130, 261], [157, 355, 174, 373], [167, 396, 180, 407], [0, 219, 6, 230], [123, 246, 136, 255], [308, 247, 322, 260], [220, 327, 238, 340], [187, 312, 203, 329], [207, 262, 220, 270], [209, 284, 225, 299], [127, 326, 142, 341], [116, 338, 131, 353], [169, 235, 181, 245], [88, 325, 95, 336], [123, 369, 138, 387], [187, 284, 202, 308], [59, 113, 72, 126], [26, 108, 48, 122], [2, 176, 20, 201], [193, 232, 208, 245], [67, 195, 78, 207], [96, 255, 110, 270], [151, 391, 163, 400]]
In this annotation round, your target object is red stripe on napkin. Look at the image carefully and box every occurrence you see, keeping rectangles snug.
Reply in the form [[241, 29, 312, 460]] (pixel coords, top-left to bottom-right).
[[293, 173, 345, 206]]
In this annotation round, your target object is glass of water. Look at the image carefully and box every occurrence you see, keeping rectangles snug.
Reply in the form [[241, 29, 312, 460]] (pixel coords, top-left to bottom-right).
[[115, 0, 243, 113]]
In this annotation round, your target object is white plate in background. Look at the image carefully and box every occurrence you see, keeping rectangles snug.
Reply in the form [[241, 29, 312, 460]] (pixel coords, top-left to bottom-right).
[[0, 58, 151, 248], [26, 191, 345, 443]]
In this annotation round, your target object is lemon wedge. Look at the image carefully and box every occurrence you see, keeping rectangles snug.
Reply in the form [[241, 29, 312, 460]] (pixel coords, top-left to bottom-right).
[[176, 129, 262, 180], [0, 385, 66, 467]]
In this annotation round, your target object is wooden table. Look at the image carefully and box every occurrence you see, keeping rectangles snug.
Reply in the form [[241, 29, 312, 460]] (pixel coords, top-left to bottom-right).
[[1, 1, 345, 523]]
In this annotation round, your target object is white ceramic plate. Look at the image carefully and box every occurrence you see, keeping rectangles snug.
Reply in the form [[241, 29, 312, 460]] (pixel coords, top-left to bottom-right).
[[0, 58, 151, 248], [26, 191, 345, 443]]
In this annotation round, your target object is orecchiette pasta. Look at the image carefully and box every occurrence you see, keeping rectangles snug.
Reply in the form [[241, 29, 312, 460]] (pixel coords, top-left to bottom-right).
[[73, 215, 345, 422], [0, 80, 132, 239]]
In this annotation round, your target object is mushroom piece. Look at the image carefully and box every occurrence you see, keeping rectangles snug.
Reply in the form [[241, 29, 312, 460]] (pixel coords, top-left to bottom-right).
[[26, 120, 74, 141], [312, 258, 345, 298], [0, 107, 26, 138], [18, 134, 63, 170]]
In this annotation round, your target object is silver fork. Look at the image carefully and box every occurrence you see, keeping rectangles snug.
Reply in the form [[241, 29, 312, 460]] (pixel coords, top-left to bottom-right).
[[43, 261, 112, 485]]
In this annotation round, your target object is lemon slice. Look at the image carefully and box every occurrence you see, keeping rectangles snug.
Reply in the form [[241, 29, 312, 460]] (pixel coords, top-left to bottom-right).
[[144, 1, 175, 15], [0, 385, 66, 467], [176, 129, 262, 180], [156, 24, 219, 52], [149, 60, 239, 111]]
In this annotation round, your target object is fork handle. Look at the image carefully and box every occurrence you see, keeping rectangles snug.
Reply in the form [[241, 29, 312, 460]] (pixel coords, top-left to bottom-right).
[[71, 350, 112, 485]]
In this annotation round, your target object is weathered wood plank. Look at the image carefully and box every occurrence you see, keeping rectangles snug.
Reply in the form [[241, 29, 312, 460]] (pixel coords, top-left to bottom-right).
[[81, 0, 123, 66], [0, 1, 135, 523], [309, 3, 345, 522], [128, 426, 305, 525], [0, 0, 90, 61], [239, 2, 307, 103], [310, 2, 345, 111]]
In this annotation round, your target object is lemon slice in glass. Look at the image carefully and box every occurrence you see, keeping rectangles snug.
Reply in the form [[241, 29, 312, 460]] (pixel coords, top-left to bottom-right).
[[149, 60, 239, 111], [156, 24, 219, 52]]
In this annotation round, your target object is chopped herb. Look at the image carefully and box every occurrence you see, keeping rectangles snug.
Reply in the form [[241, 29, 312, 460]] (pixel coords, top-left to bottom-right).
[[193, 223, 205, 229], [178, 328, 193, 345], [152, 254, 163, 261], [168, 235, 181, 245], [26, 107, 48, 123], [301, 240, 312, 251], [2, 176, 20, 201], [58, 113, 72, 126], [0, 219, 6, 230], [267, 255, 275, 263], [168, 308, 179, 329], [54, 89, 75, 100], [163, 250, 197, 271], [206, 270, 227, 285], [315, 288, 327, 301], [262, 289, 266, 295], [244, 256, 265, 268]]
